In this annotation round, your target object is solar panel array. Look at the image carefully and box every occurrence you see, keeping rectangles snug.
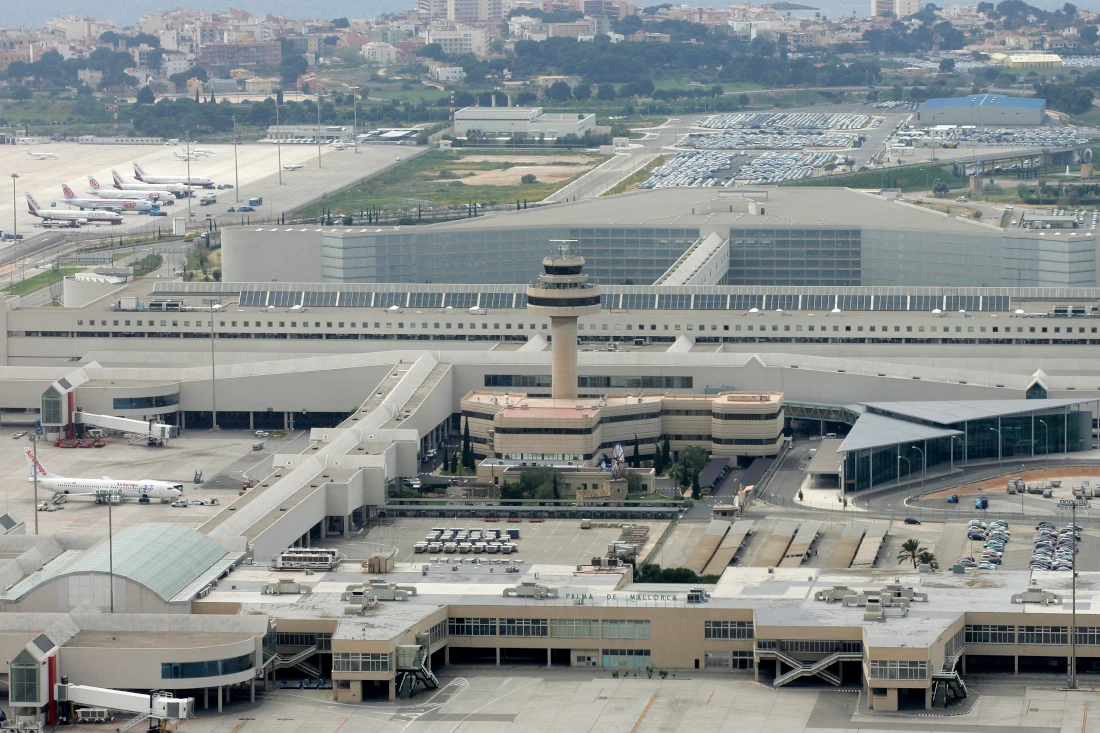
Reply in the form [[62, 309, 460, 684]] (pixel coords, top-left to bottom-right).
[[159, 282, 1055, 313]]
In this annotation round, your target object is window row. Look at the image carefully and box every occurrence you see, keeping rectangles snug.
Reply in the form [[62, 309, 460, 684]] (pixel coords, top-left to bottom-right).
[[704, 621, 754, 640], [868, 660, 927, 680], [332, 653, 391, 673], [965, 625, 1100, 645], [705, 651, 755, 670], [162, 653, 254, 679], [449, 618, 650, 639]]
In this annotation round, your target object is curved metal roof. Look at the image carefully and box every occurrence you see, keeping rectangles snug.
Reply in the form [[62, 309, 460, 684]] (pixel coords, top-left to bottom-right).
[[1, 523, 227, 604]]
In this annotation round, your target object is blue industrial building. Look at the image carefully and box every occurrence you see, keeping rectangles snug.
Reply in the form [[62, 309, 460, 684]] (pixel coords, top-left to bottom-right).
[[917, 94, 1046, 126]]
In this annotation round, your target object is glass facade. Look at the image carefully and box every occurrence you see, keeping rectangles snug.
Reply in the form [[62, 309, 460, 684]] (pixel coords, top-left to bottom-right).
[[112, 393, 180, 411], [41, 387, 62, 425], [9, 651, 38, 704], [728, 228, 861, 286], [843, 408, 1087, 492], [601, 649, 651, 669], [161, 653, 254, 679], [323, 227, 696, 286]]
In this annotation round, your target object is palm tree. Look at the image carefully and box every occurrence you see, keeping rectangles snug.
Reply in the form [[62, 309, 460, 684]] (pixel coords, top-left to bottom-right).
[[917, 551, 939, 570], [897, 538, 927, 569]]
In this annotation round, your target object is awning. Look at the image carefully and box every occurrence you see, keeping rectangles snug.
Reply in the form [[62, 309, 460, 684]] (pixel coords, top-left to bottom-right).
[[838, 412, 962, 453]]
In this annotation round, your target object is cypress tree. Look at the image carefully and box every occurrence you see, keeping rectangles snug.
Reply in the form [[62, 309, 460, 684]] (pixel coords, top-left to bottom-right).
[[661, 437, 671, 470], [632, 435, 639, 468], [462, 417, 472, 469]]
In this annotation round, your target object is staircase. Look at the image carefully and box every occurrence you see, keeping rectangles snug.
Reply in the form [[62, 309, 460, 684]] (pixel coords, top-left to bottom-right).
[[395, 646, 439, 699], [769, 650, 863, 688], [930, 666, 967, 707], [116, 713, 151, 733], [262, 645, 320, 678]]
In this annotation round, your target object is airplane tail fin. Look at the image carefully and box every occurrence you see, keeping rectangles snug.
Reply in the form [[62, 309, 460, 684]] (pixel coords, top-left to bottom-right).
[[24, 448, 56, 481], [25, 193, 39, 215], [61, 183, 76, 200], [111, 170, 124, 188], [88, 175, 101, 191], [133, 163, 146, 181]]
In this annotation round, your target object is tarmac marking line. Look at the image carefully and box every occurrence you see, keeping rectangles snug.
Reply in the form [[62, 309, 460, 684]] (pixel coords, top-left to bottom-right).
[[631, 692, 657, 733]]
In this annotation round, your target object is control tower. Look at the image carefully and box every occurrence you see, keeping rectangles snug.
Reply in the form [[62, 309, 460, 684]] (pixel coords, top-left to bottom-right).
[[526, 242, 602, 400]]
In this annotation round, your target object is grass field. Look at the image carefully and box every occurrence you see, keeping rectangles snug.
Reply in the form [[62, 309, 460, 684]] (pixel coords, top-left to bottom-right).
[[602, 154, 666, 196], [5, 267, 80, 296], [296, 149, 606, 214], [783, 162, 969, 192]]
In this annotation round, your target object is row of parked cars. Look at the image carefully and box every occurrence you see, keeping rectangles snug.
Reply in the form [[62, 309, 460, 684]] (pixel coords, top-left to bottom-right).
[[681, 130, 855, 151], [1031, 521, 1080, 572], [960, 519, 1010, 570], [695, 112, 871, 131]]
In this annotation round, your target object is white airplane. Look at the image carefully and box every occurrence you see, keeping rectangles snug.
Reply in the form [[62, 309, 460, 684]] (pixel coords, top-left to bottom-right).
[[283, 163, 306, 171], [26, 148, 58, 160], [27, 193, 122, 226], [24, 448, 183, 501], [134, 162, 214, 188], [173, 151, 200, 161], [61, 184, 153, 213], [88, 176, 171, 203], [111, 170, 191, 197], [191, 147, 215, 156]]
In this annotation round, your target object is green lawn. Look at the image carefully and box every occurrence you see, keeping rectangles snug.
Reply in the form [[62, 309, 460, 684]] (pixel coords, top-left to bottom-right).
[[295, 149, 605, 214], [783, 162, 969, 192], [5, 267, 81, 297], [602, 154, 666, 196]]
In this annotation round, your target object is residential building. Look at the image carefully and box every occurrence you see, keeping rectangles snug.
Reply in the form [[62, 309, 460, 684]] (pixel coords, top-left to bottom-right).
[[447, 0, 505, 23], [425, 24, 488, 55], [430, 65, 467, 82], [361, 42, 398, 64]]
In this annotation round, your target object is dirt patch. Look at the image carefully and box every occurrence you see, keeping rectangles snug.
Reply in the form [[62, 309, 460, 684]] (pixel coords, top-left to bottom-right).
[[457, 154, 601, 164], [430, 164, 594, 186], [922, 466, 1100, 499]]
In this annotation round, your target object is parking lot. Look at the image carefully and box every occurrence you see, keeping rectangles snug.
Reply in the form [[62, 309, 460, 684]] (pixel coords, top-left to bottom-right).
[[349, 516, 667, 565], [694, 112, 873, 131], [680, 131, 854, 151], [640, 150, 839, 188]]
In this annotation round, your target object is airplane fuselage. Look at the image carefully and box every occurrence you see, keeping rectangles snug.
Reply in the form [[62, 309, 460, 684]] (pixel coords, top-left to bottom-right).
[[38, 477, 183, 499]]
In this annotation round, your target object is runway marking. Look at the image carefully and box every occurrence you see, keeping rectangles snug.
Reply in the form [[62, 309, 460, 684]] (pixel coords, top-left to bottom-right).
[[631, 692, 657, 733]]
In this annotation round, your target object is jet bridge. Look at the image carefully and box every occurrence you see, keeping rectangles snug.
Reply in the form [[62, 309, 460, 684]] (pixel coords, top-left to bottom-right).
[[72, 412, 178, 444], [54, 681, 193, 732]]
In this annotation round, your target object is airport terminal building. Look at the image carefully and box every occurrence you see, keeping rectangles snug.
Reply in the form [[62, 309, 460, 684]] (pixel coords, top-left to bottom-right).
[[221, 189, 1098, 288]]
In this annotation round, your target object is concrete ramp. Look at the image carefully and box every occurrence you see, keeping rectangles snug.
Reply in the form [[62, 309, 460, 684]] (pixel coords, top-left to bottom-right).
[[778, 521, 821, 567], [518, 334, 548, 351], [754, 520, 799, 567], [702, 519, 754, 576], [851, 520, 890, 570], [827, 522, 867, 569], [683, 520, 729, 574]]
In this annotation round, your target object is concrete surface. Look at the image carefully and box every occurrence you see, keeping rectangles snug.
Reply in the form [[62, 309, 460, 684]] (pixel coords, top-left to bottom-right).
[[143, 669, 1100, 732], [0, 426, 269, 535]]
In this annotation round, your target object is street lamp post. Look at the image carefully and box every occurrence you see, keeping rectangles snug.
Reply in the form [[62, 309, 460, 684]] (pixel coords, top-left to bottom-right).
[[10, 173, 18, 238], [897, 453, 911, 487], [911, 445, 925, 490], [351, 87, 360, 155], [30, 433, 38, 535], [232, 116, 240, 203], [1039, 419, 1049, 456], [990, 427, 1002, 470], [950, 435, 964, 472], [276, 99, 284, 186], [316, 91, 325, 169], [185, 132, 193, 224]]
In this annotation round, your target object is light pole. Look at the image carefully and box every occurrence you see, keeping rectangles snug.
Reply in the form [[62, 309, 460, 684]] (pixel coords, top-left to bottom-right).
[[1039, 419, 1049, 456], [275, 98, 284, 185], [185, 132, 192, 224], [30, 433, 38, 535], [107, 488, 118, 613], [232, 116, 240, 203], [898, 453, 911, 487], [990, 427, 1002, 470], [203, 299, 234, 431], [950, 435, 964, 472], [316, 90, 325, 169], [1068, 498, 1085, 689], [911, 445, 925, 490], [351, 87, 360, 154], [10, 173, 18, 238]]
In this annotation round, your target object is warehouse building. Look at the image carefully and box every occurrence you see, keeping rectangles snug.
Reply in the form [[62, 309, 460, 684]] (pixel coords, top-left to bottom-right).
[[917, 94, 1047, 126], [452, 106, 597, 139]]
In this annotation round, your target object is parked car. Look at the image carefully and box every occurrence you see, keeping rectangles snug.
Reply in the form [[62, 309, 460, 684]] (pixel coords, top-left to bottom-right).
[[904, 517, 921, 525]]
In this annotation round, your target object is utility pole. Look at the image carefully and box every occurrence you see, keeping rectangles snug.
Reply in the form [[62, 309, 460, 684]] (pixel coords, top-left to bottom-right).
[[185, 132, 192, 224], [108, 488, 117, 613]]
